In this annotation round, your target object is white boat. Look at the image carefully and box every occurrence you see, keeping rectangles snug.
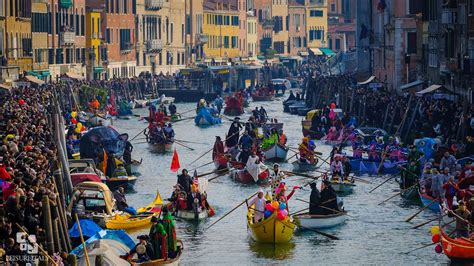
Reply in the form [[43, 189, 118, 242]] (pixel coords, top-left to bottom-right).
[[262, 143, 288, 162], [88, 114, 112, 127], [176, 209, 209, 221], [134, 99, 148, 108], [330, 182, 356, 194], [292, 160, 318, 172], [293, 211, 347, 229]]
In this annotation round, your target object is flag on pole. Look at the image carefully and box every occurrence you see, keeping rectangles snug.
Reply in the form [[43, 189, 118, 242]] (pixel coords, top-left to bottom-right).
[[170, 148, 180, 172]]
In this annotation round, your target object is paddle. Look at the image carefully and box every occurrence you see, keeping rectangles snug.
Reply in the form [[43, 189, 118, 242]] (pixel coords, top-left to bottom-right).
[[208, 168, 235, 182], [411, 213, 447, 229], [284, 153, 298, 163], [189, 130, 241, 165], [378, 176, 434, 205], [130, 127, 147, 141], [368, 175, 396, 193], [174, 140, 195, 151], [177, 108, 198, 116], [291, 222, 340, 240], [196, 167, 230, 178], [352, 176, 372, 184], [172, 116, 196, 123], [405, 197, 438, 222], [206, 191, 259, 230], [189, 161, 215, 172], [403, 220, 456, 254], [175, 139, 207, 145]]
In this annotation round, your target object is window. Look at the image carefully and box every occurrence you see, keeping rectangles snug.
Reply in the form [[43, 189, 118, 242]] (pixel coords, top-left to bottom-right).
[[81, 13, 85, 36], [119, 29, 131, 50], [231, 36, 238, 48], [224, 36, 229, 48], [273, 16, 283, 32], [408, 0, 422, 14], [309, 29, 324, 41], [294, 14, 301, 30], [231, 16, 239, 26], [186, 15, 191, 34], [331, 3, 335, 12], [445, 30, 455, 58], [171, 23, 173, 43], [274, 41, 284, 54], [469, 38, 474, 61], [406, 31, 417, 54], [224, 16, 230, 26], [123, 0, 128, 13], [310, 10, 324, 17], [182, 24, 184, 44], [286, 15, 289, 31], [335, 38, 341, 50], [469, 0, 474, 14], [76, 48, 80, 63], [106, 29, 111, 43]]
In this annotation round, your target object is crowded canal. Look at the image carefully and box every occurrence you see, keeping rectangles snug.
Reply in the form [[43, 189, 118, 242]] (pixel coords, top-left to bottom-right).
[[119, 99, 448, 264]]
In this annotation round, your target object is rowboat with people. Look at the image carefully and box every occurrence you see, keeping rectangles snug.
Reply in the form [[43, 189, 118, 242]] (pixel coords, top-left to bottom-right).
[[213, 153, 230, 170], [293, 211, 347, 229], [291, 160, 318, 172], [247, 209, 295, 244], [418, 188, 441, 212], [330, 181, 356, 195], [229, 161, 270, 184], [251, 88, 275, 101], [262, 143, 289, 162], [438, 228, 474, 261], [129, 240, 184, 266]]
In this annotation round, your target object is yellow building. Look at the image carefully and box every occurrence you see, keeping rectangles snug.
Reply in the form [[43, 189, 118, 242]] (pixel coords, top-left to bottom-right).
[[306, 0, 328, 48], [272, 0, 289, 55], [5, 0, 33, 77], [86, 8, 104, 80], [203, 1, 240, 60], [246, 15, 258, 57], [31, 1, 49, 81]]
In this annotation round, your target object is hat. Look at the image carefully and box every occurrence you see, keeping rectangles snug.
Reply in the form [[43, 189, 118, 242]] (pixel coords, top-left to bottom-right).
[[273, 163, 280, 168], [309, 182, 316, 188], [137, 235, 148, 240], [258, 188, 264, 194], [234, 117, 241, 120]]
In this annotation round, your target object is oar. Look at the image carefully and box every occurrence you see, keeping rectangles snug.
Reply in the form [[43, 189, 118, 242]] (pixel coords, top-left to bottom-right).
[[295, 198, 353, 217], [378, 176, 433, 205], [206, 191, 259, 230], [292, 222, 340, 240], [352, 176, 372, 184], [288, 146, 323, 156], [130, 127, 147, 141], [177, 108, 198, 116], [189, 161, 215, 172], [405, 197, 438, 222], [173, 116, 196, 123], [403, 242, 436, 254], [368, 175, 396, 193], [174, 140, 195, 151], [196, 167, 230, 178], [208, 168, 235, 182], [75, 213, 91, 266], [284, 153, 298, 163], [290, 207, 309, 216], [175, 139, 206, 145], [411, 214, 447, 229], [189, 130, 241, 165]]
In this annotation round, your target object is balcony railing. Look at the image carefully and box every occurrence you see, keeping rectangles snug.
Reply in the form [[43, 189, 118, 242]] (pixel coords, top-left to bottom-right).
[[120, 43, 132, 54], [145, 0, 163, 10], [196, 34, 208, 44], [60, 31, 75, 46], [146, 40, 163, 54]]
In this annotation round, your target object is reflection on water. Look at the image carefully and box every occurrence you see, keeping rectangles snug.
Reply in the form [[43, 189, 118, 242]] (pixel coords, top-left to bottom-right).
[[248, 240, 295, 260]]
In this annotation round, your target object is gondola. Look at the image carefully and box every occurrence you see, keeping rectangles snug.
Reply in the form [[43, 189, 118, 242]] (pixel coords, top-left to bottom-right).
[[247, 209, 295, 244], [291, 160, 318, 172], [439, 228, 474, 261], [293, 211, 347, 229]]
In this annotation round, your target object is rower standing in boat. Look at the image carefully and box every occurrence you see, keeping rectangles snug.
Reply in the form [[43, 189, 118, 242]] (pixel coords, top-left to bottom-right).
[[177, 169, 193, 193], [271, 164, 286, 199], [454, 201, 471, 238], [298, 137, 315, 164], [114, 187, 129, 211], [226, 117, 242, 148], [169, 102, 177, 116], [248, 189, 266, 223], [164, 123, 175, 141], [212, 136, 225, 161], [308, 182, 323, 215], [330, 155, 344, 182], [238, 131, 254, 163], [123, 140, 133, 174], [320, 180, 340, 214], [149, 217, 168, 260], [161, 206, 178, 259]]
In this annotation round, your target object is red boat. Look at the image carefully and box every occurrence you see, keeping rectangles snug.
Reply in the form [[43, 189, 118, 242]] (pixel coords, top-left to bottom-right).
[[228, 161, 270, 184], [440, 228, 474, 261], [213, 153, 229, 170], [224, 94, 244, 116], [251, 88, 275, 101]]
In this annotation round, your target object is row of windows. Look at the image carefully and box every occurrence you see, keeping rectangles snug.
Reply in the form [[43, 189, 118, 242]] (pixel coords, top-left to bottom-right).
[[105, 0, 133, 14], [206, 35, 239, 49], [310, 10, 324, 17], [206, 14, 239, 26]]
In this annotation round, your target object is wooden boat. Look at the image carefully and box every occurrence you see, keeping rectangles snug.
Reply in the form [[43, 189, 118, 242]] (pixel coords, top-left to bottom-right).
[[349, 157, 405, 176], [292, 160, 318, 172], [68, 182, 160, 230], [262, 123, 284, 136], [229, 162, 270, 184], [440, 228, 474, 261], [136, 191, 163, 214], [176, 209, 209, 221], [130, 240, 183, 266], [330, 181, 355, 194], [400, 186, 419, 200], [293, 211, 347, 229], [106, 176, 137, 191], [88, 114, 112, 127], [247, 209, 295, 243], [148, 142, 173, 153], [289, 102, 307, 115], [213, 153, 229, 170], [262, 143, 288, 162], [418, 189, 440, 212], [251, 88, 275, 101]]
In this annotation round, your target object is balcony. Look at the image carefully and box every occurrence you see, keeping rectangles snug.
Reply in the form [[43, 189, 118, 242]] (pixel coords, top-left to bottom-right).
[[441, 10, 457, 24], [120, 43, 132, 54], [60, 31, 75, 46], [196, 34, 208, 44], [145, 0, 163, 10], [261, 19, 274, 29], [146, 40, 163, 54]]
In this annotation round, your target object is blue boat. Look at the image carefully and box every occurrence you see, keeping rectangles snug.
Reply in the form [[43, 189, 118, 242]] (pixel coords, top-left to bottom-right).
[[418, 189, 441, 212], [194, 106, 221, 126], [70, 229, 135, 255], [349, 157, 405, 175]]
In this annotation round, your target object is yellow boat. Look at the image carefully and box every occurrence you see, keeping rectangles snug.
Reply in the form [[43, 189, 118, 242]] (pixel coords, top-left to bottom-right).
[[136, 191, 163, 214], [247, 208, 295, 244], [105, 212, 159, 230]]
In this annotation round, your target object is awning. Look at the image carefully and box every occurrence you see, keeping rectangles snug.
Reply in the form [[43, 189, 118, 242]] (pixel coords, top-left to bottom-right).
[[0, 83, 11, 90], [416, 85, 443, 96], [25, 75, 45, 85], [357, 75, 375, 85], [26, 71, 42, 78], [309, 48, 323, 55], [299, 51, 309, 56], [42, 71, 51, 77], [399, 80, 424, 90], [320, 48, 336, 57], [60, 0, 72, 8], [93, 67, 105, 73], [66, 72, 85, 80]]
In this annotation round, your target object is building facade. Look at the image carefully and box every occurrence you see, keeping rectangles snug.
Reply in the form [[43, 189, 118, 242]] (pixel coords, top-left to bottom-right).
[[203, 0, 240, 59], [254, 0, 272, 55], [246, 13, 258, 57], [305, 0, 328, 49], [271, 0, 289, 55], [85, 8, 104, 80], [289, 0, 307, 56], [5, 0, 33, 79], [185, 0, 205, 64], [327, 0, 356, 52], [31, 0, 49, 80]]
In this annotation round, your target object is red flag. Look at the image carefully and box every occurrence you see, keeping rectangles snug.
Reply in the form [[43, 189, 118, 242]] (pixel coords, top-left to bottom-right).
[[170, 148, 181, 172]]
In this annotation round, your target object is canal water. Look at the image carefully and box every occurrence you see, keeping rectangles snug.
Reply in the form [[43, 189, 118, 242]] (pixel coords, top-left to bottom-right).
[[114, 97, 448, 264]]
